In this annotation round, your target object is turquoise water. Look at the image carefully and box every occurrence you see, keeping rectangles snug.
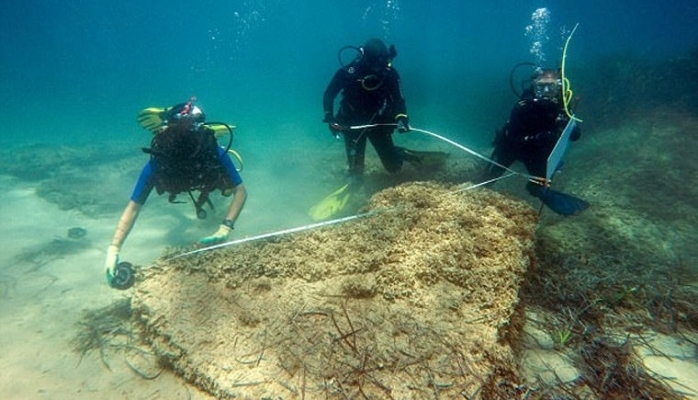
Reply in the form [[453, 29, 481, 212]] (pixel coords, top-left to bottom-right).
[[1, 1, 696, 260], [1, 0, 697, 275], [1, 1, 698, 397], [2, 1, 696, 147]]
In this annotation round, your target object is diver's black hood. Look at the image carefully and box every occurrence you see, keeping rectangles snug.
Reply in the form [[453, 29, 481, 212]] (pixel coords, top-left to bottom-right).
[[361, 38, 390, 67]]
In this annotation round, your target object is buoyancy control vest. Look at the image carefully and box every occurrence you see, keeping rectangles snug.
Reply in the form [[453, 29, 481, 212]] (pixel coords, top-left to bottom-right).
[[142, 124, 228, 218]]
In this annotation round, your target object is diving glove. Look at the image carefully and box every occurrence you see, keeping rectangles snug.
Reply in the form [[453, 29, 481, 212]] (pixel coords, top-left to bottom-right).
[[199, 224, 232, 245], [104, 245, 120, 286], [395, 114, 410, 133]]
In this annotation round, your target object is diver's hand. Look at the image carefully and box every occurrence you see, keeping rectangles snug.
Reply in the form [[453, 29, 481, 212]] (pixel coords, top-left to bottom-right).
[[328, 123, 344, 137], [199, 224, 231, 245], [396, 115, 410, 133], [323, 112, 343, 137], [104, 245, 120, 286]]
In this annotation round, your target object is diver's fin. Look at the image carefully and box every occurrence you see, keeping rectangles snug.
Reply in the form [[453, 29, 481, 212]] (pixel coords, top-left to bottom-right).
[[402, 149, 450, 167], [137, 107, 169, 133], [539, 188, 588, 216], [309, 183, 351, 221]]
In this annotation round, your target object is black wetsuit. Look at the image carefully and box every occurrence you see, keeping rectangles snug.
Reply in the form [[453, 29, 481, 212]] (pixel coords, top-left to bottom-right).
[[482, 92, 580, 196], [323, 61, 409, 176]]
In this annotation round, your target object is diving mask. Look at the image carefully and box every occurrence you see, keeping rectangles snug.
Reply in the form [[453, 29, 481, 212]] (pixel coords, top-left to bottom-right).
[[533, 75, 562, 101], [166, 97, 206, 125]]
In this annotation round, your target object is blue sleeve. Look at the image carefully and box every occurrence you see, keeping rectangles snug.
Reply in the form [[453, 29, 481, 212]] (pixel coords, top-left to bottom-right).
[[130, 160, 156, 204], [218, 147, 243, 186]]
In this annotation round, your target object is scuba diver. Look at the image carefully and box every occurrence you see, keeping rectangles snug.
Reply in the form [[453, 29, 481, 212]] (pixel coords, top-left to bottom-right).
[[313, 38, 447, 221], [480, 66, 588, 215], [322, 37, 425, 177], [104, 98, 247, 289]]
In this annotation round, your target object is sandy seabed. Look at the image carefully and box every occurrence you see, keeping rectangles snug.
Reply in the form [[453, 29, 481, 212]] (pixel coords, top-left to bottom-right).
[[1, 109, 698, 399]]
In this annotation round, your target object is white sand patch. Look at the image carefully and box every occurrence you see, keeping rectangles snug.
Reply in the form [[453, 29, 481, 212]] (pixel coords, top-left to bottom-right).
[[635, 332, 698, 398], [0, 176, 214, 399]]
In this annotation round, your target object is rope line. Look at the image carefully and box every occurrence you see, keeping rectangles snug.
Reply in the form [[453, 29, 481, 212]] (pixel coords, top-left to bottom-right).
[[166, 124, 538, 260], [165, 211, 381, 261]]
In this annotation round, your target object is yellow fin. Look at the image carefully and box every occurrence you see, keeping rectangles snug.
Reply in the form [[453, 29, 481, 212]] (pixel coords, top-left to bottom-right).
[[137, 107, 167, 133], [309, 184, 351, 221]]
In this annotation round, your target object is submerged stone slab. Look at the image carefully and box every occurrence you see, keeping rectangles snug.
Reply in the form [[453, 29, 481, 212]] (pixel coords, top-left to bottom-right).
[[132, 182, 537, 399]]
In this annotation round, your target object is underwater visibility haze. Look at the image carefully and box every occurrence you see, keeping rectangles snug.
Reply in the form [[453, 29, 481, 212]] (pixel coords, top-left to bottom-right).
[[2, 0, 696, 146], [1, 0, 698, 398]]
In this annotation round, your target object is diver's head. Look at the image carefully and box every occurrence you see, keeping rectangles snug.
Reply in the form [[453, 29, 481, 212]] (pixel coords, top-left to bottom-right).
[[359, 38, 396, 68], [531, 69, 562, 102], [165, 97, 206, 127]]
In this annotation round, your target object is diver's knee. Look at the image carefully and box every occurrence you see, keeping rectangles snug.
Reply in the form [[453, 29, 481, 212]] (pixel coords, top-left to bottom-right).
[[384, 162, 403, 173]]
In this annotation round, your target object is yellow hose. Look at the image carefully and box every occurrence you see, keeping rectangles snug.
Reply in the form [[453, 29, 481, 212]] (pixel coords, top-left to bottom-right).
[[561, 23, 582, 122], [227, 149, 244, 172]]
